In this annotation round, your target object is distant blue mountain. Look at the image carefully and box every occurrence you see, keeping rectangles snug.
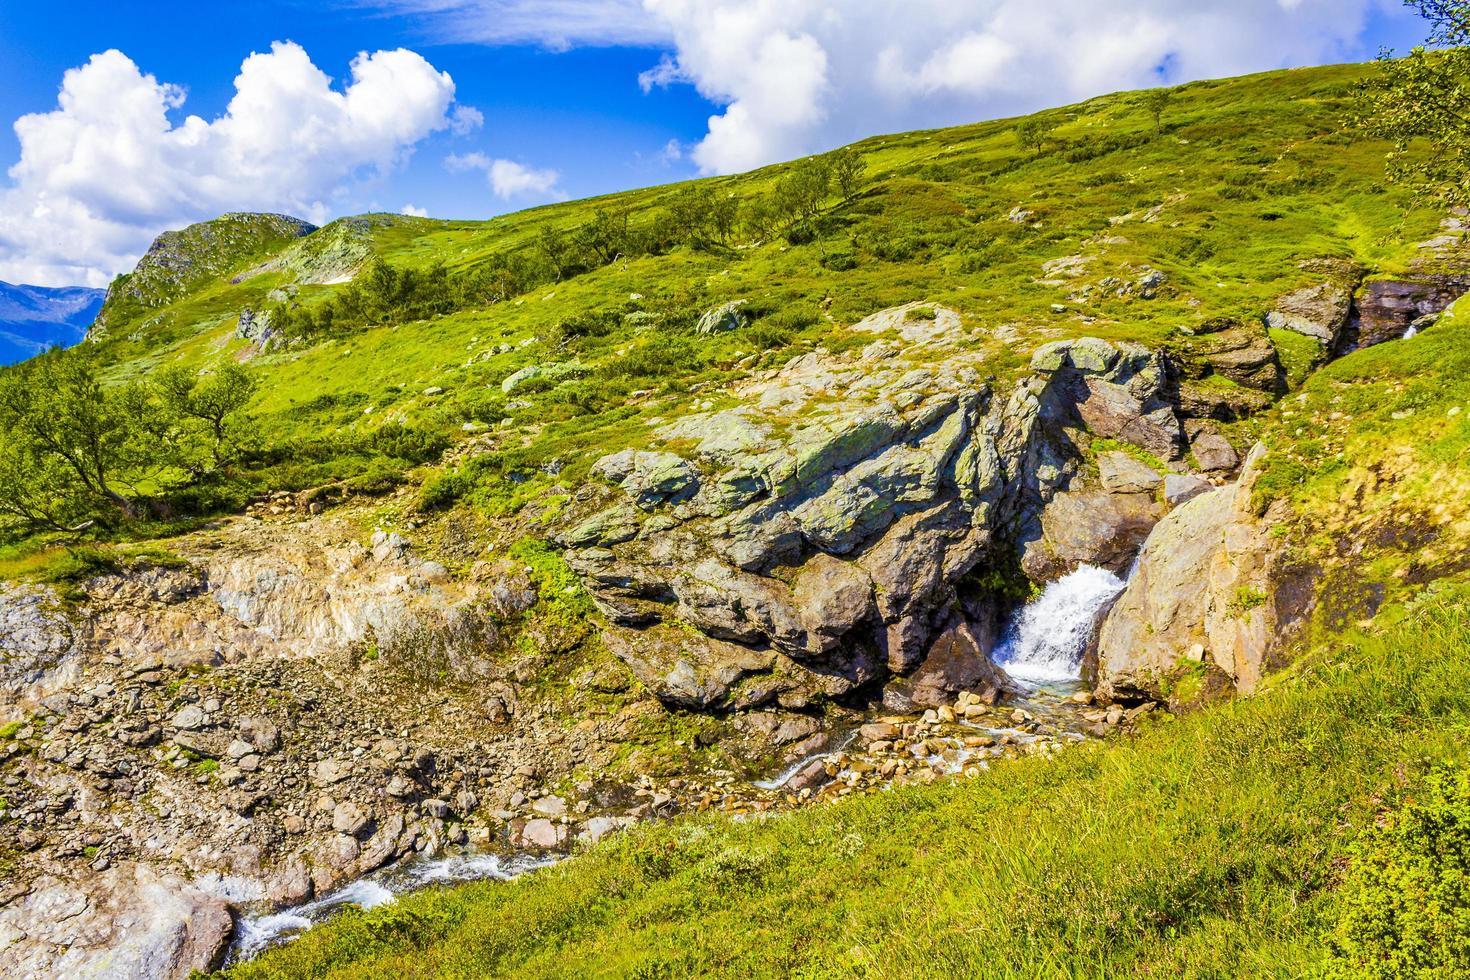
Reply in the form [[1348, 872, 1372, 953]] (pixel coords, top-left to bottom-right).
[[0, 280, 106, 365]]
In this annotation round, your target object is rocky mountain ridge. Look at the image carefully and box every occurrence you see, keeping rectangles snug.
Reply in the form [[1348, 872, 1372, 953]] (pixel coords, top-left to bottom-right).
[[0, 280, 105, 366]]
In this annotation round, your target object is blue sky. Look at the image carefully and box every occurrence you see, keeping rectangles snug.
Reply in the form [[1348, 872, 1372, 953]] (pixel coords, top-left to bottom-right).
[[0, 0, 1430, 286], [0, 1, 712, 218]]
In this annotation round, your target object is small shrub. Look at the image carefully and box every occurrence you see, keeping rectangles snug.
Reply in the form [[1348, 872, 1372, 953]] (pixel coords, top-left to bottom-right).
[[1328, 765, 1470, 978], [368, 424, 449, 464], [417, 469, 473, 512]]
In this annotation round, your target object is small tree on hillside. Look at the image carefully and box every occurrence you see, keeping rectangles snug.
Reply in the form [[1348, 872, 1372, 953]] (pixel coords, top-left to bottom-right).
[[1016, 117, 1052, 156], [740, 196, 780, 241], [154, 363, 258, 471], [1356, 0, 1470, 206], [0, 351, 142, 528], [1143, 88, 1173, 133], [709, 193, 740, 244], [830, 147, 867, 201], [536, 226, 576, 281], [775, 157, 832, 230], [576, 208, 630, 264]]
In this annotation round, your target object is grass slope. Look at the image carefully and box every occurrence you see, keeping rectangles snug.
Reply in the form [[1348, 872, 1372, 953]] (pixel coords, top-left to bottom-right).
[[81, 61, 1446, 516]]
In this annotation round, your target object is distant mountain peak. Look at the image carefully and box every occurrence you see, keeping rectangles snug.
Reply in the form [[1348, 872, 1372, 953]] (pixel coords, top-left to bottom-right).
[[0, 280, 106, 365]]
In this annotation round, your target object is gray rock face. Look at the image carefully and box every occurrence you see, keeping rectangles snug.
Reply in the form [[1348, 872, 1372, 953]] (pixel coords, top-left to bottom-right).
[[1029, 489, 1162, 578], [0, 863, 233, 979], [592, 450, 699, 509], [1266, 281, 1354, 346], [1164, 473, 1214, 506], [0, 585, 86, 701], [558, 329, 1192, 713], [1354, 276, 1470, 348], [696, 300, 750, 335], [1095, 445, 1284, 701], [1032, 339, 1185, 460]]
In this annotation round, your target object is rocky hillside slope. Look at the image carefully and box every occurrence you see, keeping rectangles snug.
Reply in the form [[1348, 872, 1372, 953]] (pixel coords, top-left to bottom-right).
[[1, 61, 1469, 976]]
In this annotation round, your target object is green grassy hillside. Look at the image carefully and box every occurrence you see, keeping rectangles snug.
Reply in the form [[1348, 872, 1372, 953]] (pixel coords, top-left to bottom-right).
[[45, 61, 1444, 542], [200, 59, 1470, 978]]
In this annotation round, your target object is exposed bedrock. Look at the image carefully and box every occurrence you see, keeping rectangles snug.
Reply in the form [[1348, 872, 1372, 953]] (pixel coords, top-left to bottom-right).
[[556, 321, 1229, 713], [1352, 275, 1470, 349], [1091, 444, 1312, 703]]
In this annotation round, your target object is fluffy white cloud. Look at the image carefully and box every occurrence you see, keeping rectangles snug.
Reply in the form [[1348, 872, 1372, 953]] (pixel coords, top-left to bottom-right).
[[401, 203, 430, 217], [447, 152, 562, 199], [637, 0, 1400, 174], [0, 42, 465, 286]]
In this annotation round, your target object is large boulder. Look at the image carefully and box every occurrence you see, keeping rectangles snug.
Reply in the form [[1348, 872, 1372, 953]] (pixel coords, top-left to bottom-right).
[[1027, 490, 1162, 578], [696, 300, 750, 335], [882, 614, 1019, 710], [1093, 445, 1283, 701], [1266, 281, 1354, 346], [0, 863, 233, 979], [1097, 451, 1162, 494]]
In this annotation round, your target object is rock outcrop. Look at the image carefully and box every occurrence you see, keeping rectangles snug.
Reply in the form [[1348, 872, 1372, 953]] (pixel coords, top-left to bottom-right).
[[1265, 262, 1361, 349], [0, 863, 233, 979], [1353, 275, 1470, 349], [556, 314, 1196, 713], [1092, 444, 1292, 701]]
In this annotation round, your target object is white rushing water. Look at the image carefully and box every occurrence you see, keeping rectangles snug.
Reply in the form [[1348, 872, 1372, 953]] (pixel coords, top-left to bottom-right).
[[752, 730, 860, 790], [994, 564, 1127, 685], [228, 851, 558, 964]]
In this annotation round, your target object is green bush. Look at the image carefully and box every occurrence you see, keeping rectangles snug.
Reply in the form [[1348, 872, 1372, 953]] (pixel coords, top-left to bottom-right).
[[367, 424, 449, 465], [1328, 765, 1470, 978]]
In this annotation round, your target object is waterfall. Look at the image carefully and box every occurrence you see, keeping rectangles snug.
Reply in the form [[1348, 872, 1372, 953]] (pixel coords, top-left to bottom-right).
[[993, 564, 1127, 685]]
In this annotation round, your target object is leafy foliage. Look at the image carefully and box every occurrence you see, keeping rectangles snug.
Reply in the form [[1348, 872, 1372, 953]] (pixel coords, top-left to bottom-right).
[[1355, 1, 1470, 206], [1329, 765, 1470, 978], [0, 350, 257, 532]]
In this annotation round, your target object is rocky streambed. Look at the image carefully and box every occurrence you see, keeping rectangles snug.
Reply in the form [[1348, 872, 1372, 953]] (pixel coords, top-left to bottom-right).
[[223, 674, 1140, 967], [220, 557, 1143, 968]]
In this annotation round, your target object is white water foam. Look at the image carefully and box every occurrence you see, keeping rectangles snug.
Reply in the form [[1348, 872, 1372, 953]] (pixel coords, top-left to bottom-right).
[[228, 851, 558, 964], [994, 564, 1127, 685], [753, 730, 860, 790]]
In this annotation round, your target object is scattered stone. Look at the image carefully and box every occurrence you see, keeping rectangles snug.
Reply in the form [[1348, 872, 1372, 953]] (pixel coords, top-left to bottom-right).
[[696, 300, 750, 335], [171, 705, 206, 731], [332, 802, 371, 837]]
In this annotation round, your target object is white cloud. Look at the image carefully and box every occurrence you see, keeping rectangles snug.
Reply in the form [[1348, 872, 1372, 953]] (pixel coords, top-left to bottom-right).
[[351, 0, 667, 48], [450, 104, 485, 135], [636, 0, 1400, 174], [0, 42, 463, 286], [447, 152, 562, 199], [401, 203, 430, 217]]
